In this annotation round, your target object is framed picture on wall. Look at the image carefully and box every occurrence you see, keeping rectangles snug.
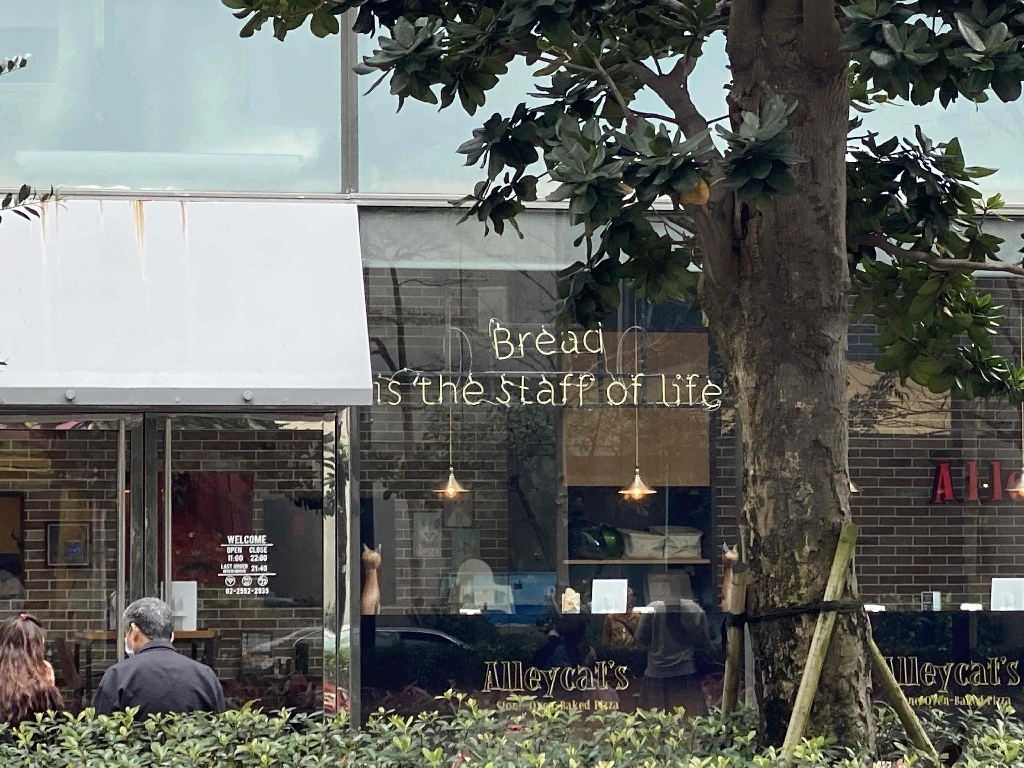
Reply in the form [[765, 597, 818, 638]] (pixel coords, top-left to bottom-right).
[[46, 523, 90, 568], [413, 512, 442, 558]]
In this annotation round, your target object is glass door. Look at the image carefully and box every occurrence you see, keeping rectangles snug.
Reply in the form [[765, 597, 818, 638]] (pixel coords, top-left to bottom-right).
[[0, 415, 134, 712], [149, 414, 347, 714]]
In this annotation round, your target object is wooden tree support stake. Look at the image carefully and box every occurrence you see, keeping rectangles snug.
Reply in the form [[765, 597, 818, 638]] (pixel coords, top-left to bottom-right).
[[868, 635, 940, 766], [722, 563, 750, 715], [780, 521, 859, 760]]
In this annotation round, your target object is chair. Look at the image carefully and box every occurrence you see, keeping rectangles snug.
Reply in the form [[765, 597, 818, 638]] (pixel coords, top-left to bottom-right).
[[448, 559, 515, 614], [53, 637, 86, 711]]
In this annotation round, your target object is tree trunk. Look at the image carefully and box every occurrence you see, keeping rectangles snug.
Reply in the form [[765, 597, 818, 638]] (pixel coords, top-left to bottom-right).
[[697, 2, 875, 748]]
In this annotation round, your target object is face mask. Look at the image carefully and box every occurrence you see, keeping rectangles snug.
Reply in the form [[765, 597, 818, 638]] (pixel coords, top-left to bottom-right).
[[124, 628, 134, 657]]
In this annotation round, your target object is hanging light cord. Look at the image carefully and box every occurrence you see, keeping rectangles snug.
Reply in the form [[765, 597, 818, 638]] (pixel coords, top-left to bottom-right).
[[446, 301, 454, 473], [634, 318, 640, 472]]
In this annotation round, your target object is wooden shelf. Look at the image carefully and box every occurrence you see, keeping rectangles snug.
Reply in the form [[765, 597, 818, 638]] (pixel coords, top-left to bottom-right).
[[564, 558, 710, 565]]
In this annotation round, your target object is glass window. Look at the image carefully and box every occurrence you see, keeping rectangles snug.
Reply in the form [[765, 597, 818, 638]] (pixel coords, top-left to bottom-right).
[[824, 276, 1024, 711], [0, 1, 341, 192], [357, 43, 535, 194], [862, 100, 1024, 203], [358, 216, 723, 717], [359, 27, 1022, 202], [158, 418, 331, 713], [358, 207, 585, 271]]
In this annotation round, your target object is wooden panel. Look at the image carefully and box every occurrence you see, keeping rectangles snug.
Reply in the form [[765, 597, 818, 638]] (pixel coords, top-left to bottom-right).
[[563, 407, 710, 487], [562, 331, 711, 487]]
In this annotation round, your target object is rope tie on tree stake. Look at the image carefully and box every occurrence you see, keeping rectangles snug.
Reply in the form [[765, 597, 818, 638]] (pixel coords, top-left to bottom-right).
[[725, 599, 865, 628]]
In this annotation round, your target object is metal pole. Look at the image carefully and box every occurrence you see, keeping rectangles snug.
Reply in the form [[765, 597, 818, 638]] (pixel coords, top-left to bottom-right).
[[340, 10, 359, 192], [116, 419, 127, 662], [163, 418, 173, 601]]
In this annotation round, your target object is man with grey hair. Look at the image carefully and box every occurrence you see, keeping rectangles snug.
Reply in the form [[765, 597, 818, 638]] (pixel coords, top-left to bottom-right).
[[94, 597, 224, 716]]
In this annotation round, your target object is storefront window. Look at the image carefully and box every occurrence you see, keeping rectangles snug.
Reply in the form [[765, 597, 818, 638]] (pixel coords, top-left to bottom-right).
[[840, 279, 1024, 711], [358, 257, 725, 717], [0, 414, 349, 715], [160, 419, 329, 712]]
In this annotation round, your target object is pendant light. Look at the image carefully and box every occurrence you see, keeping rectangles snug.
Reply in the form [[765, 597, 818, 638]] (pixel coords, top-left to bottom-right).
[[436, 319, 468, 498], [619, 322, 656, 501], [1008, 310, 1024, 499]]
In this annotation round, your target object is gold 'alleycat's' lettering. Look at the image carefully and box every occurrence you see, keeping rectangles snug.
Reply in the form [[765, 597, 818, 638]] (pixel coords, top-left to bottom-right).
[[483, 660, 629, 697]]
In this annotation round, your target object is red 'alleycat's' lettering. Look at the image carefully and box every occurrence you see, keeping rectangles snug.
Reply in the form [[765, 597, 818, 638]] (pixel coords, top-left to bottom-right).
[[930, 460, 1024, 504], [483, 661, 629, 697]]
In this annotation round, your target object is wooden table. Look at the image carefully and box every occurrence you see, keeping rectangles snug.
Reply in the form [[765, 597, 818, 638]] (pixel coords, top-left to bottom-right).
[[74, 630, 217, 700]]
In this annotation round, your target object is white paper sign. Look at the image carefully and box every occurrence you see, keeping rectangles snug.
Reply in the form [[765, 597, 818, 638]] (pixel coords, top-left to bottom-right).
[[991, 578, 1024, 611], [591, 579, 628, 614]]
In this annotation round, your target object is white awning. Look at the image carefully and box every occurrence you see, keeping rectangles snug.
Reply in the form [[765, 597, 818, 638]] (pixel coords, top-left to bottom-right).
[[0, 199, 371, 408]]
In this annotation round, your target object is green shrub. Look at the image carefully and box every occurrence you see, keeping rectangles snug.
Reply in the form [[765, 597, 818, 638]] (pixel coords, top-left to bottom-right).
[[0, 696, 1022, 767]]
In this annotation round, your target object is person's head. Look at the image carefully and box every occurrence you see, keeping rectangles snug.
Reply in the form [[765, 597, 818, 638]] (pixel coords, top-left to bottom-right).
[[555, 615, 588, 644], [122, 597, 173, 655], [0, 614, 62, 725]]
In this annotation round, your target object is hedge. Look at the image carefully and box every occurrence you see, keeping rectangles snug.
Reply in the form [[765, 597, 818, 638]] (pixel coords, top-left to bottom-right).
[[0, 694, 1021, 767]]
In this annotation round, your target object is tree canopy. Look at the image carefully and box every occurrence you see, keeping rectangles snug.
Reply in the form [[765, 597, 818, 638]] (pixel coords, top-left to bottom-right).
[[224, 0, 1024, 403]]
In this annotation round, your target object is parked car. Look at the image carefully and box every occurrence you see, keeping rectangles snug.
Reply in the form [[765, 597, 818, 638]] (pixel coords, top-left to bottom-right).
[[246, 625, 473, 715]]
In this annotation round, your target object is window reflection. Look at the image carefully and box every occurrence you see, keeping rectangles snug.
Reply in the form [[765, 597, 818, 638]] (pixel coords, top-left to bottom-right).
[[0, 1, 341, 192]]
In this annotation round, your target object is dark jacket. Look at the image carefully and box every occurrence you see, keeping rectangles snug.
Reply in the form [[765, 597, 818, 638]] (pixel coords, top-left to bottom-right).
[[635, 599, 710, 678], [93, 641, 224, 717]]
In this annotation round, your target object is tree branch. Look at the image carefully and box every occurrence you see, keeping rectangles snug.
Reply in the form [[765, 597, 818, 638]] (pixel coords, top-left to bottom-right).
[[850, 235, 1024, 278], [630, 61, 713, 142], [591, 53, 632, 119], [801, 0, 845, 71]]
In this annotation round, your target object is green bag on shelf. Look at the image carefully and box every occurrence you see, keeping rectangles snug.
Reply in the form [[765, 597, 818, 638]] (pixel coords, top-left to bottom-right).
[[598, 525, 625, 559]]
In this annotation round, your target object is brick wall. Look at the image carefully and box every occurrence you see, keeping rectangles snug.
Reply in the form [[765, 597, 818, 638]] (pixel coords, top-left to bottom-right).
[[0, 429, 119, 683]]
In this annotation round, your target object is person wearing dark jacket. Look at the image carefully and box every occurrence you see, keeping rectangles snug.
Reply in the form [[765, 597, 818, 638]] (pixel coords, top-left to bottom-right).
[[635, 598, 709, 716], [94, 597, 224, 717]]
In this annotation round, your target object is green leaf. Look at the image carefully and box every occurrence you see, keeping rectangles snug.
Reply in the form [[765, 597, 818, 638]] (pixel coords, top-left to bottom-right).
[[918, 277, 942, 296], [927, 371, 955, 393], [881, 23, 904, 53], [908, 293, 935, 320], [766, 166, 798, 194], [957, 16, 988, 52], [992, 72, 1022, 102]]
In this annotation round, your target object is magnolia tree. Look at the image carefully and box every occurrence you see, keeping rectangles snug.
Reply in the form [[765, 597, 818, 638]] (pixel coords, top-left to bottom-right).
[[226, 0, 1024, 745]]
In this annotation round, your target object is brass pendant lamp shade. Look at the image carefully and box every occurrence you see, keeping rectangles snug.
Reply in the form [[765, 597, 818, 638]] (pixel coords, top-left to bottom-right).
[[438, 466, 468, 499], [620, 467, 657, 500]]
